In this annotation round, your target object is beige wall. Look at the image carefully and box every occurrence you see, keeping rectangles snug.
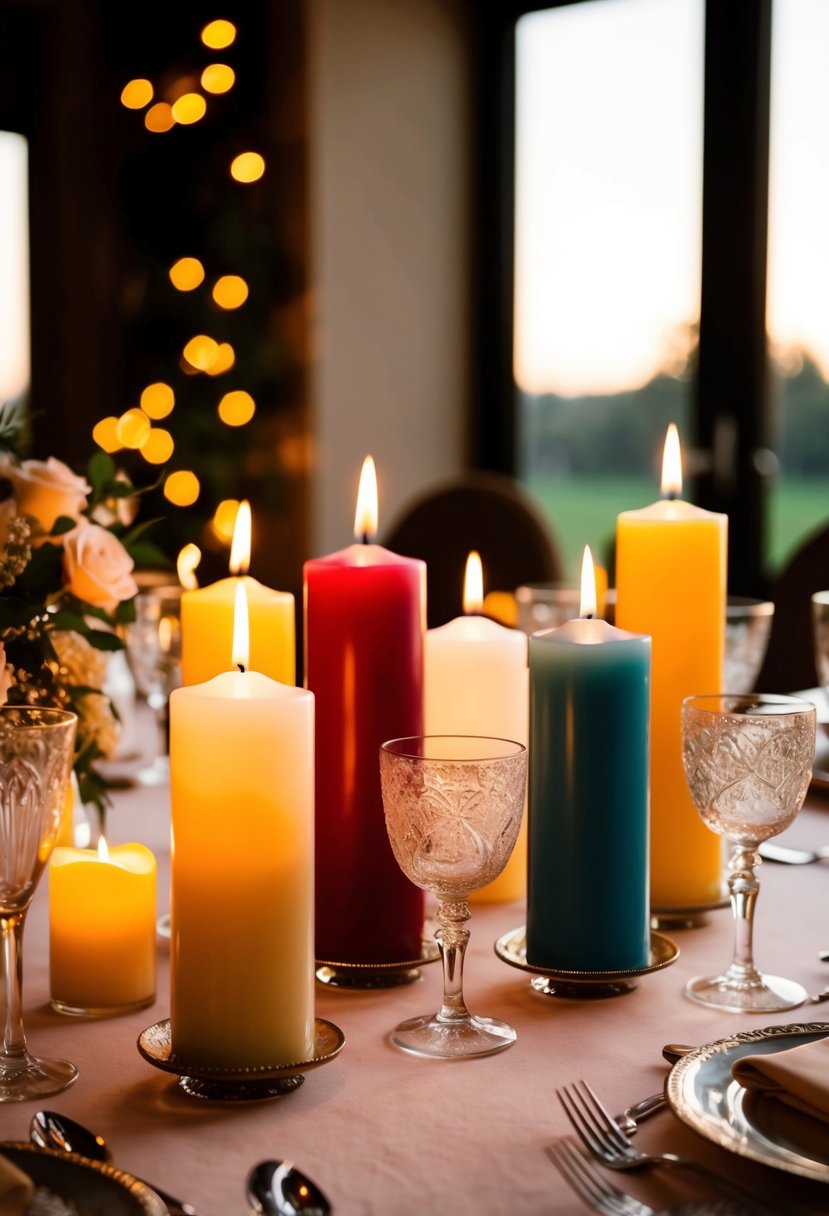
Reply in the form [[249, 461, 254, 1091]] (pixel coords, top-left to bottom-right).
[[308, 0, 470, 555]]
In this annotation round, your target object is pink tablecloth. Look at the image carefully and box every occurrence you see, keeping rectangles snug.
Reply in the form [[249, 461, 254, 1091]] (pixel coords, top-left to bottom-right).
[[1, 720, 828, 1215]]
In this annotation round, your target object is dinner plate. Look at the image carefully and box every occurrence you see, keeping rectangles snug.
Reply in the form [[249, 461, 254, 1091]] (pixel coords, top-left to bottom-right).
[[665, 1022, 829, 1183], [0, 1142, 168, 1214]]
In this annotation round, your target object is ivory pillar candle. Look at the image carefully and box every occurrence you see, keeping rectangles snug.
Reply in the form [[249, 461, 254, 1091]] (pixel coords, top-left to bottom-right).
[[49, 840, 157, 1015], [170, 585, 315, 1068], [527, 548, 651, 970], [425, 552, 529, 902], [180, 501, 295, 686], [616, 424, 727, 907], [304, 456, 426, 964]]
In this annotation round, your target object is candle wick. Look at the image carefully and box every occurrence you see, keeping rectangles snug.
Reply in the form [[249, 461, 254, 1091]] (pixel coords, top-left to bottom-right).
[[237, 663, 246, 674], [663, 490, 678, 501], [359, 532, 370, 546], [584, 613, 594, 620]]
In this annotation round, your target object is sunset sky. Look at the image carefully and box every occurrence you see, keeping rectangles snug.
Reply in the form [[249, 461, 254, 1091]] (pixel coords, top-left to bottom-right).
[[514, 0, 829, 397]]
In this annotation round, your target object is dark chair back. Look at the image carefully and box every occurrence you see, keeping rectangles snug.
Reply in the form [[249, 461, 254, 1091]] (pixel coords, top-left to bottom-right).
[[755, 521, 829, 693]]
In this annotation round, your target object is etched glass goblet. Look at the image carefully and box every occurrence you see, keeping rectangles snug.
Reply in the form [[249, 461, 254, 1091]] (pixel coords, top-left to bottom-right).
[[0, 706, 78, 1100], [681, 693, 816, 1012], [379, 735, 527, 1058]]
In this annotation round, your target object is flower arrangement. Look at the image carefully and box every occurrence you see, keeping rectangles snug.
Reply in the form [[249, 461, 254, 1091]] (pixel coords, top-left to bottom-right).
[[0, 401, 166, 818]]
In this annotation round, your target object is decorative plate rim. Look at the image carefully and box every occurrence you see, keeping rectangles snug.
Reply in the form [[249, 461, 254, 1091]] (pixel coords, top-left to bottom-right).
[[0, 1141, 168, 1215]]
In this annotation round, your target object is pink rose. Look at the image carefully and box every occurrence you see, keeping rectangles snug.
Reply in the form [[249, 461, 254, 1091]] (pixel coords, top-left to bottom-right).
[[0, 643, 10, 706], [0, 456, 91, 534], [62, 524, 138, 612]]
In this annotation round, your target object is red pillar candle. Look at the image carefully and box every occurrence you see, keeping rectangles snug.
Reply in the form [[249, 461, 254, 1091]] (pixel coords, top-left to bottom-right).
[[304, 457, 426, 964]]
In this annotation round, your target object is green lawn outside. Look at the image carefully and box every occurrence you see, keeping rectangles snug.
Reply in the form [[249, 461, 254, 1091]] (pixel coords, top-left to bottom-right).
[[525, 475, 828, 584]]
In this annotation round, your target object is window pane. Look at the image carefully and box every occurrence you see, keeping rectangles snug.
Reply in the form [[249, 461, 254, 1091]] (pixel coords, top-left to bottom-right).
[[515, 0, 704, 579], [0, 132, 30, 406], [767, 0, 829, 571]]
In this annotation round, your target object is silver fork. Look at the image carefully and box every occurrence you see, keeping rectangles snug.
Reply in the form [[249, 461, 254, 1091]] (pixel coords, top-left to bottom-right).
[[546, 1138, 655, 1216], [556, 1080, 769, 1213]]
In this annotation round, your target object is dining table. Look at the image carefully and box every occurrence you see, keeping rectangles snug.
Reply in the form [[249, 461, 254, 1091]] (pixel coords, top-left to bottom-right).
[[2, 705, 828, 1216]]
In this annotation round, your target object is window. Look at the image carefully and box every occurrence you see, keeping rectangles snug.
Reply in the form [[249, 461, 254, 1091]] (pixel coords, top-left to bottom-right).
[[0, 131, 30, 407], [514, 0, 704, 578]]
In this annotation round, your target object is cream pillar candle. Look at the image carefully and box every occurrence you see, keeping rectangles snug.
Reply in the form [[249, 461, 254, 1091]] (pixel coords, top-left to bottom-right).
[[425, 552, 529, 902], [170, 583, 314, 1067], [49, 839, 157, 1015]]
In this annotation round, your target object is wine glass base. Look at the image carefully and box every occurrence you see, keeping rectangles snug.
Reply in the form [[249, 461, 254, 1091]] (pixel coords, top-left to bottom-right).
[[391, 1013, 516, 1059], [0, 1054, 78, 1103], [684, 972, 807, 1013]]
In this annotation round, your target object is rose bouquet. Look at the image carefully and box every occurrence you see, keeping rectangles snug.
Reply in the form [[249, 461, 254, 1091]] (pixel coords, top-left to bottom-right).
[[0, 403, 166, 819]]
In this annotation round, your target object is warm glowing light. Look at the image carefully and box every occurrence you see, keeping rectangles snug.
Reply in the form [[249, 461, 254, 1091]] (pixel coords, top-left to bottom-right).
[[164, 470, 200, 507], [204, 342, 235, 375], [230, 152, 265, 183], [98, 835, 109, 862], [177, 543, 201, 590], [229, 499, 252, 575], [463, 551, 484, 615], [144, 102, 175, 134], [116, 409, 151, 450], [580, 545, 597, 619], [353, 455, 378, 541], [201, 19, 236, 50], [172, 93, 207, 125], [120, 79, 153, 110], [218, 390, 255, 427], [141, 381, 175, 419], [661, 422, 683, 498], [183, 334, 219, 371], [232, 581, 249, 670], [212, 275, 249, 310], [140, 428, 174, 465], [201, 64, 235, 94], [92, 417, 122, 454], [169, 258, 204, 293], [212, 499, 239, 542]]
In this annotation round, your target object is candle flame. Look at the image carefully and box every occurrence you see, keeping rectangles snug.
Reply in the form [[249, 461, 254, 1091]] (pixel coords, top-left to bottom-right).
[[229, 500, 252, 575], [232, 580, 250, 670], [177, 543, 201, 590], [353, 455, 378, 541], [580, 545, 597, 619], [97, 835, 109, 862], [463, 550, 484, 615], [661, 423, 683, 498]]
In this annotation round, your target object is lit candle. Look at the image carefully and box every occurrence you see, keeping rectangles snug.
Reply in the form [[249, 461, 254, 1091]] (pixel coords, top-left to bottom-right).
[[527, 547, 651, 970], [304, 456, 426, 964], [180, 501, 295, 686], [170, 583, 314, 1067], [49, 837, 157, 1015], [616, 424, 727, 907], [425, 551, 529, 902]]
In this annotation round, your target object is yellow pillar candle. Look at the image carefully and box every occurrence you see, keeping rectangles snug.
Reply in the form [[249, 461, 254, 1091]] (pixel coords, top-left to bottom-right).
[[170, 584, 314, 1068], [616, 424, 727, 908], [425, 552, 529, 903], [180, 501, 295, 686], [49, 840, 157, 1016]]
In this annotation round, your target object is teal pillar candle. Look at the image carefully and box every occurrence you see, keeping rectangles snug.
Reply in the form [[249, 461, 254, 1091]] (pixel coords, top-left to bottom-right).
[[527, 617, 651, 971]]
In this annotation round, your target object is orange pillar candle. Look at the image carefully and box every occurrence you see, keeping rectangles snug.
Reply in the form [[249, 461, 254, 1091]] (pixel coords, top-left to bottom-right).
[[180, 501, 295, 686], [49, 839, 157, 1016], [616, 424, 727, 908]]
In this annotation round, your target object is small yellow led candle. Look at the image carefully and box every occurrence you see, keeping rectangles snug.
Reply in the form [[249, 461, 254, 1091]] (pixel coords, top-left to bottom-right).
[[49, 838, 157, 1016]]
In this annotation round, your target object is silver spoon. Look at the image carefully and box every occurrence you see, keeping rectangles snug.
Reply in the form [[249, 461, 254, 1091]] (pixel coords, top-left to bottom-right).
[[247, 1159, 331, 1216], [758, 841, 829, 864], [30, 1110, 198, 1216]]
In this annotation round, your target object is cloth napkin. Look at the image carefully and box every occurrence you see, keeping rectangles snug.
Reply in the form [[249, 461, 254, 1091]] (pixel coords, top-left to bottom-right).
[[731, 1035, 829, 1125], [0, 1152, 35, 1216]]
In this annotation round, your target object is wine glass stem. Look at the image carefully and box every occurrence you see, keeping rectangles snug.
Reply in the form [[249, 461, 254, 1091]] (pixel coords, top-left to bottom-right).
[[725, 843, 762, 984], [1, 912, 27, 1063], [435, 898, 472, 1022]]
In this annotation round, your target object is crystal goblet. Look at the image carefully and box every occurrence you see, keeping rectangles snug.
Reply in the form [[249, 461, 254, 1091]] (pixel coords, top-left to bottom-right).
[[681, 693, 816, 1012], [0, 706, 78, 1100], [379, 735, 527, 1058], [125, 585, 182, 786]]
